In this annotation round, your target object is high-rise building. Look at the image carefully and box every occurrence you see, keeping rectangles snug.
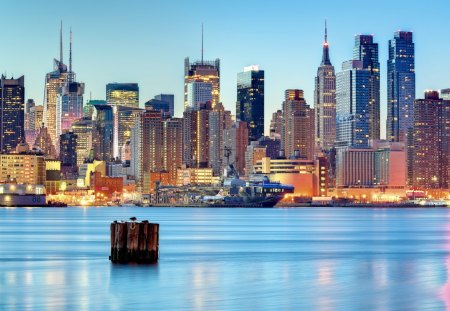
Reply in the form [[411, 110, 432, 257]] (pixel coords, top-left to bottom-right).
[[441, 89, 450, 101], [315, 23, 336, 151], [145, 94, 174, 117], [56, 82, 85, 139], [186, 81, 213, 110], [0, 153, 45, 185], [282, 89, 314, 159], [34, 125, 57, 158], [84, 99, 106, 119], [24, 99, 35, 131], [93, 104, 114, 161], [269, 110, 283, 140], [236, 65, 265, 142], [208, 103, 232, 175], [43, 23, 73, 147], [183, 107, 211, 168], [411, 91, 450, 189], [387, 31, 415, 143], [71, 118, 94, 167], [336, 60, 371, 148], [184, 57, 220, 110], [59, 131, 77, 170], [0, 75, 25, 153], [353, 34, 380, 141], [112, 105, 143, 159], [245, 141, 266, 176], [223, 121, 249, 175], [106, 83, 139, 108], [29, 105, 44, 131], [163, 118, 183, 185]]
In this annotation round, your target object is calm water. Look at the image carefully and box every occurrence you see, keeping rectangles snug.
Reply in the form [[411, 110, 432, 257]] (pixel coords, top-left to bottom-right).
[[1, 207, 450, 310]]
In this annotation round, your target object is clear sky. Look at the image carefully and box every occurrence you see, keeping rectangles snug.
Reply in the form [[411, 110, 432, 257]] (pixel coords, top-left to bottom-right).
[[1, 0, 450, 138]]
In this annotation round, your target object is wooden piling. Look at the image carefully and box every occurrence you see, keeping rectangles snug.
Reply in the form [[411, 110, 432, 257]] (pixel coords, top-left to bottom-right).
[[109, 220, 159, 263]]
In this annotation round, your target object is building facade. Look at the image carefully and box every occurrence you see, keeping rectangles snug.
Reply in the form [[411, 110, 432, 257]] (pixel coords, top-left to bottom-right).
[[184, 58, 220, 109], [106, 83, 139, 108]]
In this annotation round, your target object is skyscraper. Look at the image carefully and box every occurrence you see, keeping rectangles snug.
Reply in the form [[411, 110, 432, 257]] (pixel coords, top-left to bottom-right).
[[282, 89, 315, 159], [223, 120, 249, 175], [56, 82, 85, 138], [183, 108, 211, 168], [154, 94, 174, 116], [43, 22, 73, 147], [0, 75, 25, 153], [353, 34, 380, 140], [59, 131, 77, 170], [71, 118, 94, 167], [315, 22, 336, 151], [387, 31, 415, 142], [184, 57, 220, 110], [236, 65, 265, 142], [145, 94, 174, 117], [186, 81, 213, 110], [93, 104, 114, 161], [336, 60, 371, 148], [112, 105, 143, 160], [209, 103, 232, 175], [106, 83, 139, 108], [411, 91, 450, 189]]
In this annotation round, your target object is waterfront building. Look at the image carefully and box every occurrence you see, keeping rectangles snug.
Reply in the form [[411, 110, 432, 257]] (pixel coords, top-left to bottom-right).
[[336, 60, 371, 148], [253, 156, 328, 197], [183, 106, 212, 168], [0, 75, 25, 153], [91, 171, 123, 199], [77, 160, 105, 188], [373, 140, 406, 189], [106, 83, 139, 108], [0, 153, 45, 185], [71, 118, 94, 167], [145, 94, 174, 117], [411, 91, 450, 189], [282, 89, 315, 159], [186, 81, 213, 110], [56, 82, 85, 139], [45, 160, 61, 195], [314, 23, 336, 151], [353, 35, 380, 141], [176, 166, 219, 186], [184, 57, 220, 109], [236, 65, 265, 142], [336, 148, 374, 188], [223, 120, 249, 176], [93, 104, 114, 161], [387, 31, 415, 143], [43, 23, 73, 147]]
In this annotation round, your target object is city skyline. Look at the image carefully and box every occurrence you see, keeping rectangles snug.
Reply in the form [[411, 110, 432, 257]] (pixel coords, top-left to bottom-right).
[[1, 1, 450, 138]]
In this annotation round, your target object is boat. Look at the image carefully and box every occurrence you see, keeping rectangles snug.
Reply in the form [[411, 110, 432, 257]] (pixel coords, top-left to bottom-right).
[[199, 165, 294, 208]]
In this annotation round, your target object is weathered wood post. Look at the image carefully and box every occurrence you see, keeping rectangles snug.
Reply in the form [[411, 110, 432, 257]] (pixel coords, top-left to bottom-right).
[[109, 218, 159, 263]]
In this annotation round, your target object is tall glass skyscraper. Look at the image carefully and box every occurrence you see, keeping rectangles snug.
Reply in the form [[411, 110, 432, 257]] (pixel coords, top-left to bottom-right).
[[353, 35, 380, 141], [387, 31, 415, 142], [56, 82, 85, 139], [0, 75, 25, 153], [236, 65, 265, 142], [315, 23, 336, 151], [106, 83, 139, 108], [336, 60, 371, 148]]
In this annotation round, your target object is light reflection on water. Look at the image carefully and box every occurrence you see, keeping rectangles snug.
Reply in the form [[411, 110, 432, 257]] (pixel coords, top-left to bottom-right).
[[1, 207, 450, 310]]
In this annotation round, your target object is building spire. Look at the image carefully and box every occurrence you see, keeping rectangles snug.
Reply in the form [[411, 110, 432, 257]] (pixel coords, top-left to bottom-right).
[[321, 19, 331, 66], [60, 20, 63, 65], [201, 23, 204, 64], [69, 27, 72, 72]]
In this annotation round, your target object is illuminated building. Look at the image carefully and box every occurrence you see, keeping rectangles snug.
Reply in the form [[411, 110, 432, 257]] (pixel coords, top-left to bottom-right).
[[45, 160, 61, 195], [84, 99, 106, 118], [24, 99, 35, 131], [411, 91, 450, 189], [387, 31, 415, 143], [208, 103, 232, 175], [253, 157, 328, 197], [336, 60, 370, 148], [112, 105, 143, 159], [56, 82, 84, 139], [336, 148, 374, 188], [0, 75, 25, 153], [25, 105, 43, 146], [131, 111, 183, 193], [106, 83, 139, 108], [77, 160, 105, 188], [236, 65, 264, 142], [183, 106, 211, 168], [223, 121, 248, 175], [184, 57, 220, 109], [315, 22, 336, 151], [0, 153, 45, 185], [282, 89, 315, 159], [186, 81, 212, 110], [59, 131, 77, 172], [93, 104, 114, 161], [353, 34, 380, 141], [91, 171, 123, 199], [71, 118, 94, 167], [43, 23, 73, 147], [176, 166, 219, 186]]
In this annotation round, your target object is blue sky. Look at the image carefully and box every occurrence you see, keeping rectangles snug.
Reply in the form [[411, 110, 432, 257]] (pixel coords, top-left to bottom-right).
[[1, 0, 450, 138]]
